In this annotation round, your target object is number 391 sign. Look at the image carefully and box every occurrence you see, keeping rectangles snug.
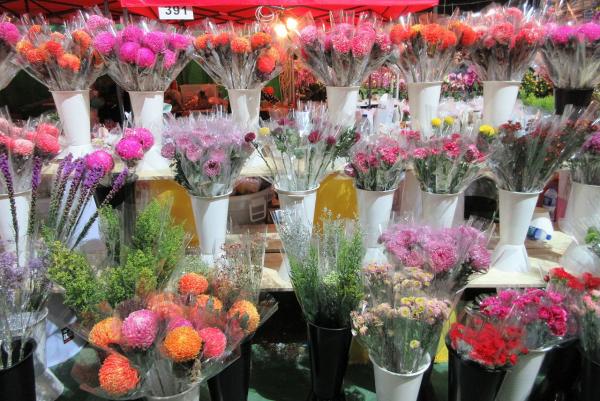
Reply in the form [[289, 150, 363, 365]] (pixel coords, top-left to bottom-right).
[[158, 6, 194, 20]]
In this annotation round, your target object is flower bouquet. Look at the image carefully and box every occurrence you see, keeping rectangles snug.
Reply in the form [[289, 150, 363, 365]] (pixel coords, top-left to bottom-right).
[[193, 21, 285, 129], [0, 14, 21, 90], [560, 218, 600, 276], [565, 131, 600, 226], [15, 12, 108, 156], [540, 21, 600, 114], [580, 289, 600, 401], [447, 312, 527, 401], [486, 104, 599, 272], [274, 209, 364, 400], [162, 113, 254, 261], [345, 129, 408, 259], [478, 288, 569, 401], [468, 5, 543, 127], [351, 262, 451, 401], [89, 13, 194, 171], [411, 117, 486, 228], [389, 16, 469, 136], [292, 11, 392, 125]]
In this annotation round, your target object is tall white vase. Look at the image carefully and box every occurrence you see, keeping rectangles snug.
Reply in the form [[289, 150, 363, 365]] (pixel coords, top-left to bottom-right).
[[228, 88, 261, 131], [371, 356, 430, 401], [492, 189, 541, 273], [326, 86, 360, 126], [399, 170, 421, 217], [51, 90, 92, 157], [482, 81, 520, 128], [276, 186, 319, 282], [495, 347, 551, 401], [0, 190, 31, 260], [356, 187, 395, 263], [128, 91, 170, 172], [420, 190, 460, 228], [190, 192, 231, 264], [407, 82, 442, 138], [565, 181, 600, 227]]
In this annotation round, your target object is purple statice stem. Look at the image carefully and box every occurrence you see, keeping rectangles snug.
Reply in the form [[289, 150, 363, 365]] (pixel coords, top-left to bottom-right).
[[63, 166, 104, 245], [56, 159, 86, 240], [73, 168, 128, 249], [0, 154, 19, 254], [27, 156, 43, 237], [47, 155, 75, 227]]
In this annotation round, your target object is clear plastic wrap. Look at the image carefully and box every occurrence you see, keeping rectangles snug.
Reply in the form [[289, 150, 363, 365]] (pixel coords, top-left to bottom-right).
[[193, 20, 285, 90], [467, 4, 543, 81], [580, 289, 600, 364], [560, 208, 600, 276], [92, 122, 154, 172], [15, 12, 106, 91], [570, 131, 600, 185], [291, 11, 392, 87], [161, 112, 254, 197], [0, 14, 21, 90]]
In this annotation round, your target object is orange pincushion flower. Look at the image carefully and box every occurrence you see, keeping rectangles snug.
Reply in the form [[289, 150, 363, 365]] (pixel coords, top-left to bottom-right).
[[58, 53, 81, 72], [25, 48, 48, 64], [230, 36, 251, 54], [178, 272, 208, 296], [163, 326, 203, 362], [196, 294, 223, 312], [28, 24, 42, 38], [250, 32, 271, 49], [98, 354, 139, 396], [16, 39, 34, 55], [89, 317, 122, 348], [227, 300, 260, 333], [390, 24, 411, 44], [420, 23, 444, 45], [50, 32, 64, 41], [257, 53, 276, 74], [72, 30, 92, 51], [213, 32, 231, 46], [451, 22, 478, 47], [194, 34, 212, 50], [410, 24, 423, 37], [44, 40, 64, 57]]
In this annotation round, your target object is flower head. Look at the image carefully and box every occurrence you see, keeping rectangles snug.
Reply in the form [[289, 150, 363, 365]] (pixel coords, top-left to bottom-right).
[[86, 149, 114, 175], [98, 355, 139, 396], [199, 327, 227, 358], [121, 309, 158, 349], [227, 299, 259, 333], [89, 317, 122, 348], [164, 326, 203, 362], [231, 36, 251, 53], [178, 272, 209, 295], [93, 31, 116, 55]]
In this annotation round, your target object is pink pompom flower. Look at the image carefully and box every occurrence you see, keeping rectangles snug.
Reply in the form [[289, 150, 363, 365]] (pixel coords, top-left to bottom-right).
[[136, 47, 156, 68], [124, 128, 154, 151], [12, 138, 34, 156], [167, 317, 193, 332], [34, 133, 60, 156], [198, 327, 227, 358], [0, 22, 20, 45], [168, 33, 192, 50], [86, 149, 114, 175], [163, 49, 177, 69], [86, 15, 112, 31], [93, 31, 117, 55], [122, 25, 144, 43], [36, 122, 60, 138], [203, 159, 221, 177], [121, 309, 159, 350], [119, 41, 140, 63], [143, 31, 167, 53], [116, 138, 144, 161]]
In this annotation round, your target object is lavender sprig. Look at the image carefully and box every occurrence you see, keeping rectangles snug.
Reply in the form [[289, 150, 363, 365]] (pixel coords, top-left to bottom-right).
[[63, 166, 105, 244], [56, 159, 86, 240], [73, 168, 128, 248], [0, 154, 18, 253], [47, 154, 74, 227], [27, 156, 43, 237]]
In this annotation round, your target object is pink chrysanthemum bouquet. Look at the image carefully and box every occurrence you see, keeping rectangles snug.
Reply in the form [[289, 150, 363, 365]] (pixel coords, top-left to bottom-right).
[[0, 14, 20, 90]]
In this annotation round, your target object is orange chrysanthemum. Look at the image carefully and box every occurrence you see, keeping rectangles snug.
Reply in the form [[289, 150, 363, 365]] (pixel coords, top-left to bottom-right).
[[58, 53, 81, 72], [230, 36, 251, 54], [194, 34, 212, 50], [16, 39, 34, 55], [72, 29, 92, 51], [89, 317, 122, 348], [213, 32, 231, 46], [28, 24, 42, 38], [178, 272, 209, 296], [451, 22, 478, 47], [257, 53, 276, 74], [440, 29, 457, 50], [25, 48, 48, 64], [227, 300, 260, 334], [390, 24, 411, 44], [196, 294, 223, 312], [250, 32, 271, 49], [163, 326, 203, 362], [98, 354, 139, 396], [50, 32, 65, 41], [420, 23, 443, 44], [43, 40, 64, 58]]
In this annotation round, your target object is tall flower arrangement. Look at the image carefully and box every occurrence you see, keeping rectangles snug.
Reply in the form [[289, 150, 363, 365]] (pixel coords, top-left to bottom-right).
[[571, 131, 600, 186], [0, 14, 20, 90]]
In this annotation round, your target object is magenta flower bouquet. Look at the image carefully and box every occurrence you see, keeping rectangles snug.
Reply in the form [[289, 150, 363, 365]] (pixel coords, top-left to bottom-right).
[[581, 289, 600, 363], [90, 16, 193, 91], [0, 14, 20, 90], [93, 124, 154, 171], [571, 131, 600, 186]]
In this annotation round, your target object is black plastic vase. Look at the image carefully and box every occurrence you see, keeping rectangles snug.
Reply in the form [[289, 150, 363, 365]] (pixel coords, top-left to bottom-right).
[[554, 88, 594, 115], [529, 339, 580, 401], [208, 338, 252, 401], [447, 342, 506, 401], [0, 339, 37, 401], [580, 356, 600, 401], [306, 322, 352, 401]]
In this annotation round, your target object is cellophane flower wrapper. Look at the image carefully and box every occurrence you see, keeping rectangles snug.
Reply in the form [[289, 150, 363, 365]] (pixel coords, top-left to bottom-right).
[[580, 289, 600, 363], [478, 288, 570, 349], [0, 14, 21, 90], [351, 262, 451, 374], [89, 13, 194, 92], [484, 103, 600, 193], [389, 15, 471, 83], [292, 11, 392, 87], [162, 113, 254, 197], [411, 117, 487, 194], [448, 309, 527, 369], [345, 128, 410, 191], [570, 130, 600, 185], [540, 21, 600, 89], [15, 12, 105, 91], [0, 239, 51, 369], [274, 208, 364, 329], [252, 105, 353, 191], [193, 20, 285, 90], [468, 5, 543, 81]]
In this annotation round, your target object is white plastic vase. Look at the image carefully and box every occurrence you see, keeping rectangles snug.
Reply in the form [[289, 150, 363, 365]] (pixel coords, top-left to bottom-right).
[[399, 170, 421, 217], [564, 181, 600, 226], [482, 81, 520, 128], [228, 88, 261, 131], [420, 191, 460, 228], [0, 190, 31, 260], [407, 82, 442, 138], [190, 192, 231, 264], [371, 356, 430, 401], [492, 189, 541, 273], [495, 347, 551, 401], [356, 187, 395, 264], [51, 90, 92, 157], [129, 91, 170, 173], [326, 86, 360, 126]]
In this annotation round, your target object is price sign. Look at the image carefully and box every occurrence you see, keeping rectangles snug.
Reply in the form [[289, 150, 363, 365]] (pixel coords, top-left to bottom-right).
[[158, 6, 194, 20]]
